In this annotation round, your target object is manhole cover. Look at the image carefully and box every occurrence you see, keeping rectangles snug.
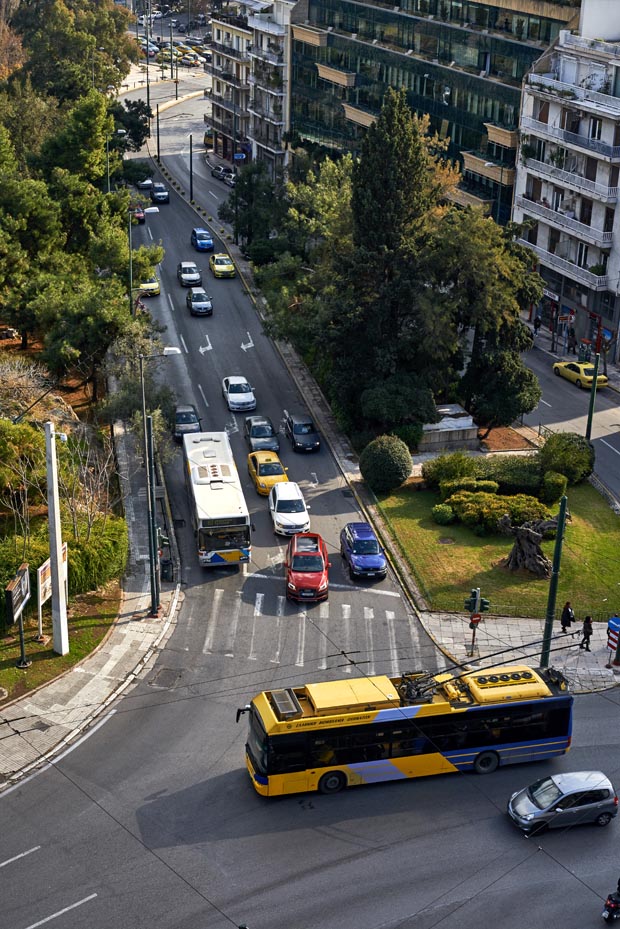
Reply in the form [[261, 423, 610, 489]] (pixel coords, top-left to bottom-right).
[[438, 537, 455, 545], [149, 668, 180, 689]]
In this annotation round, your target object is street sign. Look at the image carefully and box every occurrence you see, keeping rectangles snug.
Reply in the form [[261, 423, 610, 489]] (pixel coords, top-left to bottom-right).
[[233, 153, 245, 161], [5, 564, 30, 625], [470, 613, 482, 626]]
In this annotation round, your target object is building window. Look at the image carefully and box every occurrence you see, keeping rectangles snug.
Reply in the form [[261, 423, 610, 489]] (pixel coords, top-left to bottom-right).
[[590, 117, 602, 141], [577, 241, 589, 268]]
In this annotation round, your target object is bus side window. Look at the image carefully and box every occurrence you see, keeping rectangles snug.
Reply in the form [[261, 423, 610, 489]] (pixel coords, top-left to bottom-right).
[[390, 727, 430, 757], [269, 734, 308, 774]]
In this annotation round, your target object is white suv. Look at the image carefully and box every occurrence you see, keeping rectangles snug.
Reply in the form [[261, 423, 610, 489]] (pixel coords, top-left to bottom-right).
[[269, 482, 310, 536]]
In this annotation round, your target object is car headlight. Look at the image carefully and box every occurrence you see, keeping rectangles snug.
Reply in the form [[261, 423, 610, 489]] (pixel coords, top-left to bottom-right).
[[318, 579, 328, 591], [522, 813, 534, 821], [259, 481, 267, 489], [275, 521, 285, 530], [287, 582, 297, 591]]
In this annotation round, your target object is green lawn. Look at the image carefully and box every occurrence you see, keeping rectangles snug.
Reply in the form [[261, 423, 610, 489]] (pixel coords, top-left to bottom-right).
[[379, 483, 620, 621]]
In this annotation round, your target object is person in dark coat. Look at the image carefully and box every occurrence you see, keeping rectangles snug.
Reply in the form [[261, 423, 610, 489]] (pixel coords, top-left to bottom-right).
[[580, 615, 593, 651], [567, 326, 577, 354], [560, 601, 574, 633]]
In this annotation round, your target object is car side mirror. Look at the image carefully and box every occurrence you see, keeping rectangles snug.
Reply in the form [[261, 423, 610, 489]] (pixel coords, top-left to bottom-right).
[[554, 806, 563, 812], [284, 561, 288, 568], [327, 562, 332, 568], [284, 467, 289, 472]]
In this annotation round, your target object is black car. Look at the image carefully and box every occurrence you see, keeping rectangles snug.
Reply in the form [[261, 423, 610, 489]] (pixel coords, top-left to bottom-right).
[[150, 182, 170, 203], [244, 415, 280, 452], [211, 164, 233, 181], [173, 404, 201, 442], [283, 410, 321, 452]]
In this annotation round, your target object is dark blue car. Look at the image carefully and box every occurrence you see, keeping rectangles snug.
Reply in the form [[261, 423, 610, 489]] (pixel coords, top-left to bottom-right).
[[191, 227, 214, 251], [340, 522, 387, 580]]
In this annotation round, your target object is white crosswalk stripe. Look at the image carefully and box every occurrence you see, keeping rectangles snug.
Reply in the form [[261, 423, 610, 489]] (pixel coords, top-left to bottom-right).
[[317, 602, 329, 671], [271, 595, 286, 665], [364, 607, 375, 676], [248, 592, 263, 661], [224, 590, 243, 658], [295, 609, 307, 667], [203, 588, 224, 655]]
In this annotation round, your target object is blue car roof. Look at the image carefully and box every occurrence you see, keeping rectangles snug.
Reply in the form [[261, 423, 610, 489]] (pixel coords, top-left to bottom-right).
[[347, 522, 375, 539], [194, 227, 212, 236]]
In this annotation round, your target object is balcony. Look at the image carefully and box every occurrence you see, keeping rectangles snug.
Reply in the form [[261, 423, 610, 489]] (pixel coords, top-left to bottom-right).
[[248, 98, 284, 125], [517, 239, 609, 291], [484, 123, 519, 149], [527, 73, 620, 117], [342, 103, 376, 128], [462, 152, 515, 186], [561, 31, 620, 60], [249, 44, 284, 66], [210, 40, 251, 62], [291, 24, 327, 47], [215, 68, 251, 90], [523, 157, 619, 203], [248, 128, 286, 155], [249, 73, 285, 96], [515, 195, 614, 247], [316, 63, 356, 88], [247, 14, 285, 37], [521, 116, 620, 161], [211, 12, 250, 32]]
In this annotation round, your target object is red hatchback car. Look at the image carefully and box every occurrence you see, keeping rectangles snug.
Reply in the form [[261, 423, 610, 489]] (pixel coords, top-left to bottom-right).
[[285, 533, 330, 602]]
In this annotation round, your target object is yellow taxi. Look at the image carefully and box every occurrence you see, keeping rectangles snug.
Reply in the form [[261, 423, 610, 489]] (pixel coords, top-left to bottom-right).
[[552, 360, 608, 389], [209, 253, 236, 278], [247, 451, 288, 495], [138, 275, 160, 296]]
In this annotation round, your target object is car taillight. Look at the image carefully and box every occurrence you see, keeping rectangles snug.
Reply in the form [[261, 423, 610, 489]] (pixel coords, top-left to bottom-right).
[[614, 795, 618, 807]]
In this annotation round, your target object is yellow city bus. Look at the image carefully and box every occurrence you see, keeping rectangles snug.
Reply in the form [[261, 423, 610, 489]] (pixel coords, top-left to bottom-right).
[[236, 665, 573, 796]]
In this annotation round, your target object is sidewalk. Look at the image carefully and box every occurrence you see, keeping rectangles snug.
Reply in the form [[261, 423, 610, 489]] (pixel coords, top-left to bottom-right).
[[1, 85, 617, 791]]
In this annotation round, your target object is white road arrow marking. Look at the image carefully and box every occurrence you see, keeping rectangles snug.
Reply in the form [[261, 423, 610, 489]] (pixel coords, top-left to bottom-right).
[[199, 335, 212, 354], [241, 331, 254, 352]]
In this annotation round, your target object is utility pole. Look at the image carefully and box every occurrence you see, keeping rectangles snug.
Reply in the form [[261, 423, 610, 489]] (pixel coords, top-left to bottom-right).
[[585, 352, 601, 442], [189, 133, 193, 201], [540, 495, 568, 668], [45, 422, 69, 655]]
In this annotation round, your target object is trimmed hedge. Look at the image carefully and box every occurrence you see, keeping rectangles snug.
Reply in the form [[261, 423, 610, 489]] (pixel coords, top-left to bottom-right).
[[540, 470, 568, 505], [474, 455, 542, 496], [431, 503, 455, 525], [439, 477, 499, 501], [360, 434, 412, 493], [421, 452, 476, 490], [446, 491, 550, 534], [538, 432, 595, 485]]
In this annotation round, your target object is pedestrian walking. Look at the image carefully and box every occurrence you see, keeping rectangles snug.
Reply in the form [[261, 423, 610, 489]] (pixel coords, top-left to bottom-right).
[[560, 601, 574, 633], [533, 316, 541, 338], [567, 325, 577, 354], [580, 615, 593, 651]]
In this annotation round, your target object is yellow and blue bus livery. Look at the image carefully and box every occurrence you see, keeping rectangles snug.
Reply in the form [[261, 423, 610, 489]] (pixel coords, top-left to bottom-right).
[[237, 666, 573, 796]]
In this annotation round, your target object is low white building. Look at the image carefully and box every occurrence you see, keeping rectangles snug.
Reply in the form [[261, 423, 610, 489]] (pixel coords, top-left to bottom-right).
[[512, 0, 620, 362]]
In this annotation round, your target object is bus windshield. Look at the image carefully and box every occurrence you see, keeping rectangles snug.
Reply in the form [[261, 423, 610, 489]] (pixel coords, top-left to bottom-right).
[[198, 526, 250, 550], [247, 709, 268, 775]]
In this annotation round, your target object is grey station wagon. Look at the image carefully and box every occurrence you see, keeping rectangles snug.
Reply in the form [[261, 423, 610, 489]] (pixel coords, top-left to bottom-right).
[[508, 770, 618, 834]]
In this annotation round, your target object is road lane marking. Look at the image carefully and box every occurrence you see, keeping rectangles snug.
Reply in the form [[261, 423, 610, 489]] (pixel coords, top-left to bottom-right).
[[203, 588, 224, 655], [317, 602, 329, 670], [167, 293, 174, 313], [248, 593, 263, 660], [386, 610, 399, 676], [0, 846, 41, 869], [179, 333, 188, 354], [364, 607, 375, 676], [295, 609, 306, 667], [271, 596, 285, 664], [342, 604, 352, 673], [540, 399, 552, 407], [224, 590, 242, 658], [23, 894, 98, 929], [209, 191, 218, 199], [197, 383, 209, 408], [600, 438, 620, 457], [247, 574, 400, 595]]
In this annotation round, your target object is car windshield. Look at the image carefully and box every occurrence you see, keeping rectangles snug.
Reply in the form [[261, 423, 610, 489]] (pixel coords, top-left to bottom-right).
[[192, 292, 208, 302], [276, 499, 304, 514], [251, 424, 273, 437], [291, 555, 323, 572], [215, 257, 229, 265], [258, 463, 284, 476], [353, 540, 379, 555], [293, 422, 315, 435], [582, 367, 596, 376], [183, 265, 198, 273], [143, 277, 156, 284], [176, 411, 198, 424], [528, 777, 563, 809], [229, 383, 250, 394], [196, 232, 211, 241]]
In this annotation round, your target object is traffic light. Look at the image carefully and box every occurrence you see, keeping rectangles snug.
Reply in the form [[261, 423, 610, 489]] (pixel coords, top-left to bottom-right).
[[464, 588, 479, 612], [157, 526, 170, 548], [480, 597, 490, 613]]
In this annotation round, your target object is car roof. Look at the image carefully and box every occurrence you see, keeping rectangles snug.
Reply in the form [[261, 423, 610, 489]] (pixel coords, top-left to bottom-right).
[[347, 521, 375, 539], [180, 261, 197, 267], [175, 403, 197, 414], [252, 451, 280, 462], [273, 481, 303, 499], [189, 286, 208, 294], [193, 227, 212, 235], [288, 411, 314, 425], [227, 375, 249, 384], [213, 253, 232, 260], [246, 415, 270, 425], [153, 182, 166, 188], [551, 771, 613, 792], [292, 532, 321, 549]]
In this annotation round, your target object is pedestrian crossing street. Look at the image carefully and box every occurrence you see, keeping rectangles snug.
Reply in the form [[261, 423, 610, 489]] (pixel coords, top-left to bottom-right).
[[187, 583, 446, 678]]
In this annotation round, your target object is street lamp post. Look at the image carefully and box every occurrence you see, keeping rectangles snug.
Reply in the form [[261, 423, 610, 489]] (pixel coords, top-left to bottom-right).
[[138, 348, 181, 617], [189, 133, 193, 202]]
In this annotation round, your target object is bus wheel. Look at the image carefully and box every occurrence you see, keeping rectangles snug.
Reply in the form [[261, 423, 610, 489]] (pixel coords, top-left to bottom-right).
[[318, 771, 346, 794], [473, 751, 499, 774]]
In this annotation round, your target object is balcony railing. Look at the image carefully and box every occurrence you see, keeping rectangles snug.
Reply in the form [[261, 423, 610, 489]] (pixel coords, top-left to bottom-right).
[[212, 94, 250, 119], [527, 73, 620, 116], [248, 99, 283, 124], [248, 129, 285, 155], [249, 44, 284, 66], [515, 195, 614, 247], [247, 14, 285, 36], [524, 157, 619, 203], [211, 12, 249, 31], [521, 116, 620, 161], [516, 239, 610, 291], [210, 40, 251, 62], [215, 69, 250, 90], [561, 31, 620, 60]]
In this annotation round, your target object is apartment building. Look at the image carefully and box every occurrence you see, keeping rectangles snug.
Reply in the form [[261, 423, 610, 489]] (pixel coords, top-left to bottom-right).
[[289, 0, 576, 221], [210, 7, 253, 163], [512, 0, 620, 356]]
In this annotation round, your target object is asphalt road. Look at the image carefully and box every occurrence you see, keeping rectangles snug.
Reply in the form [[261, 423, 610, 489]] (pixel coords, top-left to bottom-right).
[[523, 343, 620, 498]]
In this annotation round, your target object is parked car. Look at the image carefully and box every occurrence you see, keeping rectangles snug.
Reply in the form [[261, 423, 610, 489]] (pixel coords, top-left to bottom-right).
[[211, 164, 234, 181], [285, 532, 330, 602], [247, 451, 288, 496], [138, 275, 160, 296], [173, 404, 201, 442], [283, 410, 321, 452], [508, 771, 618, 834], [209, 253, 236, 278], [130, 203, 146, 223], [269, 482, 311, 536], [244, 415, 280, 452], [222, 375, 256, 411], [150, 182, 170, 203], [191, 227, 214, 251], [552, 360, 609, 389], [340, 522, 387, 580], [186, 287, 212, 316], [177, 261, 202, 286], [224, 173, 237, 188], [136, 177, 154, 189]]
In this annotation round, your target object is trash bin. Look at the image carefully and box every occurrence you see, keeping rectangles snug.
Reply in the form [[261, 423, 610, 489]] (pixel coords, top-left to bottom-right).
[[160, 559, 173, 582]]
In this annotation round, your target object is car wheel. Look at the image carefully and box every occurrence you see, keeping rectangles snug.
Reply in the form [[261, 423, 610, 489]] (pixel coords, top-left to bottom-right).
[[473, 751, 499, 774], [575, 379, 583, 388], [553, 367, 561, 376], [528, 821, 548, 836], [318, 771, 346, 795], [349, 565, 356, 581], [340, 546, 345, 558], [596, 812, 612, 827]]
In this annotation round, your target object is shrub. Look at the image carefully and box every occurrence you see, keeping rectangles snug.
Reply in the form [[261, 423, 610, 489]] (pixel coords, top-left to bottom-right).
[[439, 477, 499, 501], [540, 470, 568, 505], [538, 432, 595, 485], [391, 423, 423, 452], [446, 491, 549, 533], [431, 503, 455, 525], [474, 455, 541, 496], [360, 434, 412, 494], [421, 452, 476, 491]]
